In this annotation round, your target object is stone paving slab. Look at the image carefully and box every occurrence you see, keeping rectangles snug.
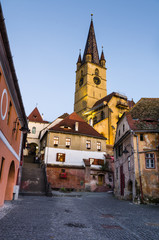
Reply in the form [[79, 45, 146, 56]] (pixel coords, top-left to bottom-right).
[[0, 192, 159, 240]]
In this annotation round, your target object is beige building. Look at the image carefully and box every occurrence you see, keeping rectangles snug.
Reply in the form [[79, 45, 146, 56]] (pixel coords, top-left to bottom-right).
[[24, 107, 49, 156], [40, 112, 113, 191], [114, 98, 159, 203]]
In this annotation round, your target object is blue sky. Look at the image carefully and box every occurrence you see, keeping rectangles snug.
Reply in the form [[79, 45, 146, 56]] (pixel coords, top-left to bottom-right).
[[1, 0, 159, 121]]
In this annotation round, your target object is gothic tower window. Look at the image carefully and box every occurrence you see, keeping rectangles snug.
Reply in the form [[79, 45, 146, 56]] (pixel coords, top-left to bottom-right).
[[95, 68, 99, 76]]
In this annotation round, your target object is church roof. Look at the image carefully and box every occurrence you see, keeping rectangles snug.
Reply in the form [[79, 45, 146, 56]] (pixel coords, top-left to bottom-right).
[[82, 18, 100, 65], [27, 107, 49, 123], [49, 112, 105, 139]]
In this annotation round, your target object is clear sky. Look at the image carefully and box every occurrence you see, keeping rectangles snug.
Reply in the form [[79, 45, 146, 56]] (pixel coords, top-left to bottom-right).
[[1, 0, 159, 122]]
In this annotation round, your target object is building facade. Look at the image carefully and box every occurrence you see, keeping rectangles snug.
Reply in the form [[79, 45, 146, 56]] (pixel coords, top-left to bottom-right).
[[24, 107, 49, 157], [40, 112, 113, 191], [0, 4, 28, 206], [114, 98, 159, 203]]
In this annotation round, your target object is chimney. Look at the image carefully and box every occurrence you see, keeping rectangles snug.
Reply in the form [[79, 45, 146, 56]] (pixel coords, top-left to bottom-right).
[[42, 113, 44, 120], [75, 122, 79, 131]]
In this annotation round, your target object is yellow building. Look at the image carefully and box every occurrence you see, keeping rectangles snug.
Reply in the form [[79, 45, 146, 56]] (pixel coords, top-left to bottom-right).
[[74, 16, 107, 118], [74, 16, 134, 155]]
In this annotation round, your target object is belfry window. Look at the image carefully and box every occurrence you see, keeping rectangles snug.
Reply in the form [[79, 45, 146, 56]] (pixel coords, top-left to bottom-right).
[[95, 68, 99, 76]]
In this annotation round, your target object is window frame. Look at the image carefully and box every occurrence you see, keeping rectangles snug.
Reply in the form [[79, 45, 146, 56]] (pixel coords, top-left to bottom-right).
[[86, 140, 91, 149], [54, 136, 59, 146], [145, 153, 155, 169], [66, 138, 71, 147], [32, 126, 36, 134], [56, 153, 65, 162], [97, 142, 101, 151]]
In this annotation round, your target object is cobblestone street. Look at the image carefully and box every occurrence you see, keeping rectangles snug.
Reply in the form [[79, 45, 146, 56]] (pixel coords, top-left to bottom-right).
[[0, 192, 159, 240]]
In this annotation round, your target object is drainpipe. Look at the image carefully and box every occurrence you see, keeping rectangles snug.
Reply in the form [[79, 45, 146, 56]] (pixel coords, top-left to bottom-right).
[[133, 132, 143, 202], [131, 131, 136, 203]]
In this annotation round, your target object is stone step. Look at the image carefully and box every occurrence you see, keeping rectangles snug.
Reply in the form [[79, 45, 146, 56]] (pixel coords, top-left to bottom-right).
[[94, 186, 111, 192], [20, 163, 46, 194], [23, 162, 40, 168]]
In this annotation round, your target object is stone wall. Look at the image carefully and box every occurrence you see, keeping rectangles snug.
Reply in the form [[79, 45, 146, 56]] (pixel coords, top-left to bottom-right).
[[47, 166, 85, 190]]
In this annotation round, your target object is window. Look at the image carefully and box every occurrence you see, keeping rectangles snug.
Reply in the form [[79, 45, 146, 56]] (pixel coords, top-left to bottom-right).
[[86, 140, 91, 149], [97, 142, 101, 151], [145, 153, 155, 169], [0, 157, 5, 180], [56, 153, 65, 162], [116, 143, 123, 158], [66, 138, 71, 147], [95, 68, 99, 76], [54, 137, 59, 146], [108, 173, 112, 182], [93, 116, 97, 125], [91, 159, 104, 166], [123, 124, 125, 132], [101, 111, 105, 120], [32, 127, 36, 134], [81, 70, 84, 77], [7, 101, 12, 125], [128, 156, 130, 171], [140, 134, 144, 141]]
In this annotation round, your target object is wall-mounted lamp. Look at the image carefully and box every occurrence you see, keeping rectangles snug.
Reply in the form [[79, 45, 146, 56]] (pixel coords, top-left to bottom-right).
[[13, 117, 30, 134], [122, 147, 129, 154]]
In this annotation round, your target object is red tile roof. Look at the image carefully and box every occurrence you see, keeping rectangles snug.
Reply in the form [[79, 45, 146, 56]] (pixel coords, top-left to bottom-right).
[[27, 107, 49, 123], [49, 112, 106, 139]]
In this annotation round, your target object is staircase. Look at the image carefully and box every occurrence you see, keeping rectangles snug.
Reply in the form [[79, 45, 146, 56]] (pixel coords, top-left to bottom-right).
[[20, 156, 46, 196], [94, 185, 112, 192]]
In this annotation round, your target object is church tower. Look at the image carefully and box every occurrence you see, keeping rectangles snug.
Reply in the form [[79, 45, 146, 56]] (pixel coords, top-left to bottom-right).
[[74, 15, 107, 119]]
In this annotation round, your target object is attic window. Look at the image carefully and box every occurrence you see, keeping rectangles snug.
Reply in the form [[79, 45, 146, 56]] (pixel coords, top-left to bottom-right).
[[33, 115, 37, 119], [60, 125, 71, 130]]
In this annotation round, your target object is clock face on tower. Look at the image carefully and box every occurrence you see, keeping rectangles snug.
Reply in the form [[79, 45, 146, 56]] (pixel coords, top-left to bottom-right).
[[79, 78, 84, 87], [93, 76, 101, 85]]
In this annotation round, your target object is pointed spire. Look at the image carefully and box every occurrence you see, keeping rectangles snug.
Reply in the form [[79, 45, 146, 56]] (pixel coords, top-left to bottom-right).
[[77, 49, 81, 63], [82, 14, 99, 65], [100, 46, 105, 61]]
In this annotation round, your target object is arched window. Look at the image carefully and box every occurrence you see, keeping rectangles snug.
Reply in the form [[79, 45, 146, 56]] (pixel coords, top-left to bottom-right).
[[95, 68, 99, 76], [32, 127, 36, 134], [101, 111, 105, 120]]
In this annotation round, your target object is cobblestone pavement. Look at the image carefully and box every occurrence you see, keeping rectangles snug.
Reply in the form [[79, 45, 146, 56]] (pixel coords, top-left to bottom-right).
[[0, 192, 159, 240]]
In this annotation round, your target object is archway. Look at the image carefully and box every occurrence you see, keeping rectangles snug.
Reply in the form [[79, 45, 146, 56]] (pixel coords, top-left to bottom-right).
[[5, 161, 15, 201], [28, 143, 38, 156]]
